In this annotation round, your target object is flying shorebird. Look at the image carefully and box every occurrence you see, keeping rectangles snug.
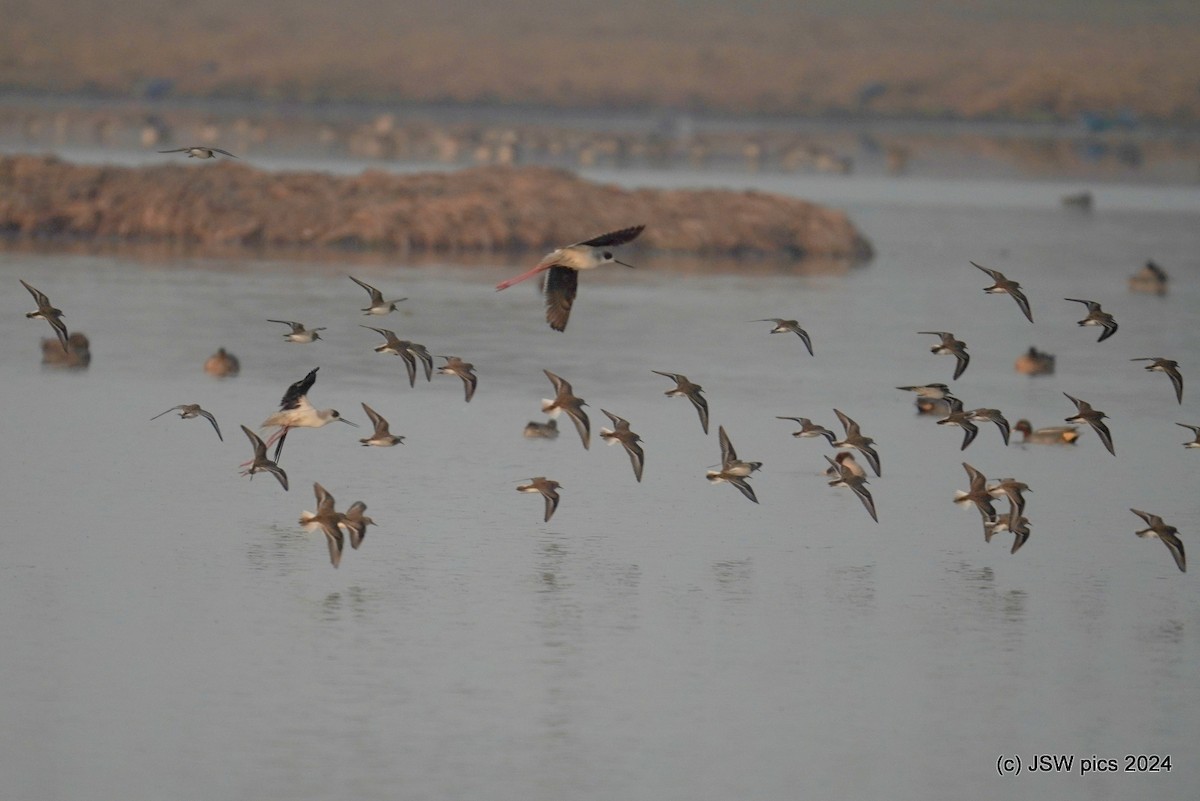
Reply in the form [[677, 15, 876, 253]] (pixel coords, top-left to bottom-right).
[[360, 326, 422, 386], [1064, 298, 1119, 342], [437, 356, 478, 402], [1176, 423, 1200, 448], [984, 514, 1032, 554], [832, 409, 881, 477], [987, 477, 1031, 518], [518, 477, 562, 522], [776, 416, 837, 444], [1131, 358, 1183, 404], [259, 367, 357, 461], [967, 408, 1011, 446], [342, 501, 375, 550], [705, 426, 759, 504], [954, 462, 998, 523], [542, 370, 589, 448], [408, 343, 434, 383], [752, 319, 813, 356], [652, 371, 709, 434], [268, 319, 325, 343], [936, 408, 979, 451], [1063, 393, 1115, 456], [970, 261, 1034, 322], [158, 146, 238, 159], [20, 279, 70, 351], [1130, 509, 1186, 573], [495, 225, 645, 331], [714, 425, 762, 477], [237, 425, 288, 491], [359, 402, 404, 446], [347, 275, 407, 315], [599, 410, 645, 482], [299, 483, 346, 568], [896, 383, 955, 399], [151, 403, 223, 441], [919, 331, 970, 380], [824, 454, 878, 522]]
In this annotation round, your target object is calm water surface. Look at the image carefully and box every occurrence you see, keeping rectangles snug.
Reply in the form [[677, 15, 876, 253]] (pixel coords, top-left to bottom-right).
[[1, 163, 1198, 800]]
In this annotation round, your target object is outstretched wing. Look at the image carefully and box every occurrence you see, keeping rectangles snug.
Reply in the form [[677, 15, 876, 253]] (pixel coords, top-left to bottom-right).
[[544, 266, 578, 332], [280, 367, 319, 410], [577, 225, 645, 248]]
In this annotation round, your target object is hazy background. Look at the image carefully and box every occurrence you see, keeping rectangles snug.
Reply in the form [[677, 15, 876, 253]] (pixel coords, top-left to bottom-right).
[[4, 0, 1200, 121]]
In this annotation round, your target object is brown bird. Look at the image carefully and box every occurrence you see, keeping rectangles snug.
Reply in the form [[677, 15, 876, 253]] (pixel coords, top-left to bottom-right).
[[971, 262, 1034, 322], [1131, 357, 1183, 404], [599, 410, 645, 482], [518, 477, 562, 522], [1130, 509, 1186, 573], [542, 370, 589, 448], [653, 371, 709, 435], [437, 356, 478, 402], [1063, 393, 1115, 455], [21, 279, 70, 351], [299, 483, 346, 568]]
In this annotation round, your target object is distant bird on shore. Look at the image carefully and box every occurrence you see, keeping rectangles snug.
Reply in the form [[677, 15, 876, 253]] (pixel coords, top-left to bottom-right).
[[919, 331, 970, 380], [495, 225, 645, 331], [1064, 298, 1118, 342], [359, 402, 404, 447], [971, 262, 1034, 323], [204, 347, 240, 377], [268, 319, 325, 343], [1013, 419, 1079, 446], [518, 477, 561, 522], [158, 146, 238, 159], [653, 370, 709, 435], [1014, 346, 1055, 376], [20, 279, 69, 351], [1063, 393, 1115, 455], [42, 332, 90, 368], [151, 403, 223, 441], [752, 319, 813, 355], [437, 356, 478, 402], [1130, 509, 1186, 573], [1131, 357, 1183, 404], [1129, 260, 1168, 295], [524, 419, 559, 439], [348, 275, 406, 315]]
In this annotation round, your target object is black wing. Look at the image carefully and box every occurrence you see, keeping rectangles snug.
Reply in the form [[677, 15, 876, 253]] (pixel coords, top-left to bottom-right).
[[544, 266, 578, 332], [578, 225, 645, 248], [279, 367, 319, 410]]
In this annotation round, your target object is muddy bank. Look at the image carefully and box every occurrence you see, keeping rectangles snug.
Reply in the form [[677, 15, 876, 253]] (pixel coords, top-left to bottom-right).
[[0, 156, 872, 260]]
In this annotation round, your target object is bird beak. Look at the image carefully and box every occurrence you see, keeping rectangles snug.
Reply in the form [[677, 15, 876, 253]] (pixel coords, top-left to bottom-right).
[[615, 260, 636, 269], [339, 418, 360, 427]]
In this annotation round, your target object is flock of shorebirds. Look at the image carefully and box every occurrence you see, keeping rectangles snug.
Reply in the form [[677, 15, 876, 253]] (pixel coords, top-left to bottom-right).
[[18, 147, 1190, 573]]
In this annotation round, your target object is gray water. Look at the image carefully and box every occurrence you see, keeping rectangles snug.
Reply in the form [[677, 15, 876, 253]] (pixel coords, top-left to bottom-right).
[[1, 167, 1198, 800]]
